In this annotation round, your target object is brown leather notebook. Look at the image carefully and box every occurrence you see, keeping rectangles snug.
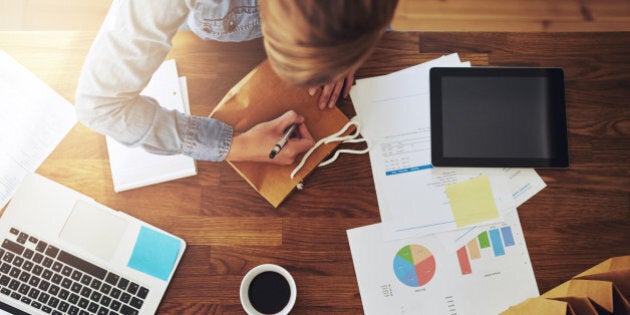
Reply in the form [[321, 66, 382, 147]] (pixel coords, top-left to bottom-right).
[[210, 60, 350, 207]]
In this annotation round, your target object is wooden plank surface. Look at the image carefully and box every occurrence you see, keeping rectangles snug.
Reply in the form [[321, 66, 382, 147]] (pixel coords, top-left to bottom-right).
[[0, 30, 628, 314], [392, 0, 630, 31]]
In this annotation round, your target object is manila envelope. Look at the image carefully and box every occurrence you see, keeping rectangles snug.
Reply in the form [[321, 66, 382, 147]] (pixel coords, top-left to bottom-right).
[[210, 60, 351, 207]]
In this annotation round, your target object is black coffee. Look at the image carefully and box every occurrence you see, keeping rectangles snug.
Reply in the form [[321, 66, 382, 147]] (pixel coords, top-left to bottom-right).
[[248, 271, 291, 314]]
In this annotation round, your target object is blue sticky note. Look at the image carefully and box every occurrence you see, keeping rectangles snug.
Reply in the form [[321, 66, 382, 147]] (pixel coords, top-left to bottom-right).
[[128, 226, 181, 281]]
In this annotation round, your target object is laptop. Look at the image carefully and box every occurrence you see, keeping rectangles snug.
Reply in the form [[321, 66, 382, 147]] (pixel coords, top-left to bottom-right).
[[0, 173, 186, 315]]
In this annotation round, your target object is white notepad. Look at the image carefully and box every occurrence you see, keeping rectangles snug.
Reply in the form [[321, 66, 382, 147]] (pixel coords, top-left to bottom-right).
[[106, 60, 197, 192]]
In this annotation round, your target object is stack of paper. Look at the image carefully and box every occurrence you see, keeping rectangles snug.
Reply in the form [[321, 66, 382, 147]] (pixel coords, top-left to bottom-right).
[[106, 60, 197, 192], [0, 50, 77, 208], [346, 54, 546, 314], [350, 53, 546, 240]]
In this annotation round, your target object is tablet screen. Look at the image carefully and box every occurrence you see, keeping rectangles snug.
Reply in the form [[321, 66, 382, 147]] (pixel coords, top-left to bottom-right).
[[430, 67, 568, 167]]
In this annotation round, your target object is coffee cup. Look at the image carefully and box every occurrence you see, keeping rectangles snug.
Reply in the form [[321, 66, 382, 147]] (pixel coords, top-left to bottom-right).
[[240, 264, 297, 315]]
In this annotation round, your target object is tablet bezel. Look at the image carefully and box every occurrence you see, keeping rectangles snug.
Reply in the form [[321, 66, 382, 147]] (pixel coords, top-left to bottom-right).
[[430, 67, 569, 168]]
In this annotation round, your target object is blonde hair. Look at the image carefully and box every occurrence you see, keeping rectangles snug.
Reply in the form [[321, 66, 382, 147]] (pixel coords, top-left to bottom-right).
[[260, 0, 398, 87]]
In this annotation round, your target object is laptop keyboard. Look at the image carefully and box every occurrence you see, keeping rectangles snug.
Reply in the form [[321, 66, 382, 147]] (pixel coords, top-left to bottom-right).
[[0, 227, 149, 315]]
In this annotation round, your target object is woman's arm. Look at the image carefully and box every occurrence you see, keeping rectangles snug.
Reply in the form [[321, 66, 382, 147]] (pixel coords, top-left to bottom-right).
[[75, 0, 233, 161]]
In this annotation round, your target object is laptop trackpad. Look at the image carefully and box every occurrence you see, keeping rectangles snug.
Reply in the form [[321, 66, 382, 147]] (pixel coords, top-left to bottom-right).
[[59, 200, 128, 261]]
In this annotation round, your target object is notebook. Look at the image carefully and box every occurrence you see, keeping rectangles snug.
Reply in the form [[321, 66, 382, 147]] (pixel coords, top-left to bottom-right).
[[0, 173, 186, 314], [210, 60, 352, 207], [106, 60, 197, 192]]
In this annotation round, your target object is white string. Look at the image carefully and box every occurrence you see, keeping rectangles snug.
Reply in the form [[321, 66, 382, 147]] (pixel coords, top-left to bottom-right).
[[290, 116, 369, 179]]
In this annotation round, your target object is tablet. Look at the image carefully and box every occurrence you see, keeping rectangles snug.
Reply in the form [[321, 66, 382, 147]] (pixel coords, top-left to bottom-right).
[[430, 67, 568, 168]]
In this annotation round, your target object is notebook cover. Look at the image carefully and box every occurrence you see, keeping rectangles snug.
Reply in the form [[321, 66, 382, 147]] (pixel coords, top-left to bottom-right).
[[210, 60, 350, 207]]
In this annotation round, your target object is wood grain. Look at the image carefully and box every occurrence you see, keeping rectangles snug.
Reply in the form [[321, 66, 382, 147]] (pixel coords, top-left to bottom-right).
[[392, 0, 630, 32], [1, 31, 628, 313]]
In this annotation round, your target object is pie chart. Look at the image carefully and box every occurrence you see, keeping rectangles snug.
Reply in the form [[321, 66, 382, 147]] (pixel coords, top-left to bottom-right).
[[393, 244, 436, 287]]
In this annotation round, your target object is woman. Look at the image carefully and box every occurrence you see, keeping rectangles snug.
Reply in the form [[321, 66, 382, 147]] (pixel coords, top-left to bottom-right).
[[75, 0, 398, 165]]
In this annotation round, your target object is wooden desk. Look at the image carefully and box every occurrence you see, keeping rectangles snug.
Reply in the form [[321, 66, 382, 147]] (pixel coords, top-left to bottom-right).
[[1, 31, 628, 314]]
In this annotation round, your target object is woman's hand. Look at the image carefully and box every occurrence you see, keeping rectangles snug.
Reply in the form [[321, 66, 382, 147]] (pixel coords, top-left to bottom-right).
[[226, 110, 315, 165], [309, 71, 355, 109]]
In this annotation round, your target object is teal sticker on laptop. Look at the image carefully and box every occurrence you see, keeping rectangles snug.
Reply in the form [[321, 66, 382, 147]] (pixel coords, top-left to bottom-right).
[[128, 226, 181, 281]]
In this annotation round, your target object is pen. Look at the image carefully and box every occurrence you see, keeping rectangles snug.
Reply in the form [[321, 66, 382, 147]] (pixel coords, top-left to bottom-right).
[[269, 123, 297, 159]]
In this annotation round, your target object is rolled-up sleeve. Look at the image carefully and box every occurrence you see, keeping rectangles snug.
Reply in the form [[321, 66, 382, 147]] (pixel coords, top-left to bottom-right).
[[75, 0, 232, 161]]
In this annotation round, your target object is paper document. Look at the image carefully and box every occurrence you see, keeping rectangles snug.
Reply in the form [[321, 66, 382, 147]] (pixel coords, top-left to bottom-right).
[[350, 54, 546, 240], [106, 60, 197, 192], [0, 50, 77, 208], [347, 211, 539, 315]]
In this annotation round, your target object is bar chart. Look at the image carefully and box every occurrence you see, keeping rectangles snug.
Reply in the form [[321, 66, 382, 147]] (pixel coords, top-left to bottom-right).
[[456, 225, 516, 275]]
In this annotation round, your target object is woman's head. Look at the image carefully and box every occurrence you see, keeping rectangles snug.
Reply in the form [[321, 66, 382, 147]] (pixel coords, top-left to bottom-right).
[[260, 0, 398, 87]]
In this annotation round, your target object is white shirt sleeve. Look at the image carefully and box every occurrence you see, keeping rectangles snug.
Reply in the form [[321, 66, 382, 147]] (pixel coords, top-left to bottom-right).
[[75, 0, 232, 161]]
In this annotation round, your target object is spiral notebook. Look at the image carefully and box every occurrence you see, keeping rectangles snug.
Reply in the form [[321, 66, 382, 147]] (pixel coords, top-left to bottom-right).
[[210, 60, 351, 207]]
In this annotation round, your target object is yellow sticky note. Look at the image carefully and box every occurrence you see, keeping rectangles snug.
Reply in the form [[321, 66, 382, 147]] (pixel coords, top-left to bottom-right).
[[445, 175, 499, 228]]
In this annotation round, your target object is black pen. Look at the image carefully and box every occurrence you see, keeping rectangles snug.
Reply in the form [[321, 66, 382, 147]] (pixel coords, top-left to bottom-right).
[[269, 124, 297, 159]]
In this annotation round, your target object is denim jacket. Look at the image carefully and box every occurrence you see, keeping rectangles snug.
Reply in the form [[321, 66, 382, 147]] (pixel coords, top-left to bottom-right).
[[75, 0, 261, 161], [188, 0, 260, 42]]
